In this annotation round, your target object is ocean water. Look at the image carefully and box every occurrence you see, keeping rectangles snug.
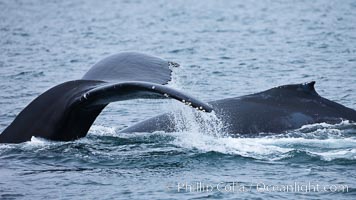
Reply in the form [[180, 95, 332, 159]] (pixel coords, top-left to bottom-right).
[[0, 0, 356, 199]]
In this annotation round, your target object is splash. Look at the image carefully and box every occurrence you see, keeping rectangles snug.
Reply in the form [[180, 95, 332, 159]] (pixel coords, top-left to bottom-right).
[[166, 63, 227, 137], [170, 106, 225, 137]]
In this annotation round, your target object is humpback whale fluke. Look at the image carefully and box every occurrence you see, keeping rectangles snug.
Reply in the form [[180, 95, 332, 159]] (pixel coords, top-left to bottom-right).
[[0, 52, 212, 143]]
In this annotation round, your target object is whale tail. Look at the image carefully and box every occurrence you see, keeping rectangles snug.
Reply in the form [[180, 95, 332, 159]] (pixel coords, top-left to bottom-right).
[[0, 52, 211, 143]]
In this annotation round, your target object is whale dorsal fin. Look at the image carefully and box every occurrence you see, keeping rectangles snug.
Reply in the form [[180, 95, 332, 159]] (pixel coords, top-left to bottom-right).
[[82, 52, 177, 84], [301, 81, 318, 95], [275, 81, 319, 96], [302, 81, 316, 93]]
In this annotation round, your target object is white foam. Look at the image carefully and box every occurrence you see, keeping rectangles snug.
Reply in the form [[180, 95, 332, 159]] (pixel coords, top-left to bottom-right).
[[169, 129, 356, 160], [29, 136, 47, 144], [88, 125, 117, 136], [300, 120, 354, 129], [171, 132, 293, 160], [312, 148, 356, 161]]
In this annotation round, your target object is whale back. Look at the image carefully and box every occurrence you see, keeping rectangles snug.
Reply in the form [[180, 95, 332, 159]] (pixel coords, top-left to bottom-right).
[[208, 82, 356, 134], [121, 82, 356, 134]]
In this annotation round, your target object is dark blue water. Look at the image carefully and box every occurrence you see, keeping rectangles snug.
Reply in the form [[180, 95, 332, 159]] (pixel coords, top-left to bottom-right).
[[1, 0, 356, 199]]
